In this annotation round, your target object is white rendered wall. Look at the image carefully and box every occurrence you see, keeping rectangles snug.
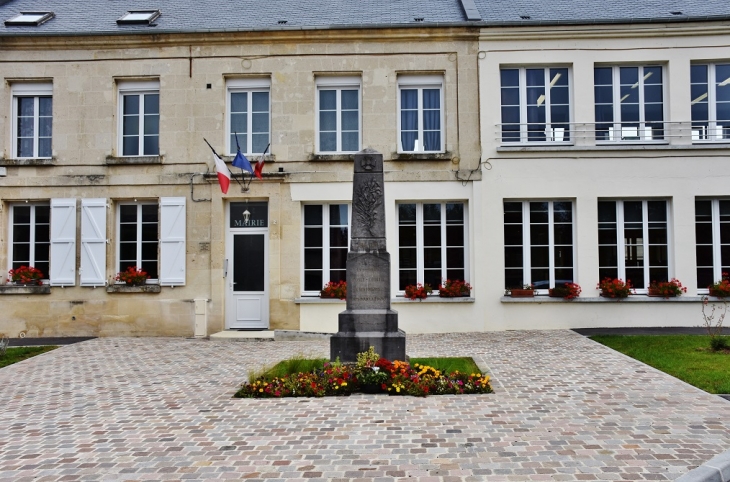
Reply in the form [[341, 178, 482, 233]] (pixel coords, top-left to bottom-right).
[[475, 23, 730, 331]]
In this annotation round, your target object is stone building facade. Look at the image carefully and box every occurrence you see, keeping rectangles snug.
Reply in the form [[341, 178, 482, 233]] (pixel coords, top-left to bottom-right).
[[0, 20, 481, 337], [2, 0, 730, 338]]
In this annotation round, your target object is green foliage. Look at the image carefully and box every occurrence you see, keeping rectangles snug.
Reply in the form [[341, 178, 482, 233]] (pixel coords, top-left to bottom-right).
[[591, 335, 730, 394], [263, 356, 328, 380], [355, 346, 380, 368], [409, 357, 481, 374], [710, 336, 729, 351], [0, 346, 57, 368]]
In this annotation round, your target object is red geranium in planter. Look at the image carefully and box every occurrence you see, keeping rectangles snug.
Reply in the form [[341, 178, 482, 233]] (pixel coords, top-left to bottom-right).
[[320, 280, 347, 299], [7, 265, 44, 285], [438, 279, 472, 297], [404, 283, 432, 300]]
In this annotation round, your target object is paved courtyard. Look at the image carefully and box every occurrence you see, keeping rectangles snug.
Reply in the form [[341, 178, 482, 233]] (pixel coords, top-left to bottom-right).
[[1, 331, 729, 481]]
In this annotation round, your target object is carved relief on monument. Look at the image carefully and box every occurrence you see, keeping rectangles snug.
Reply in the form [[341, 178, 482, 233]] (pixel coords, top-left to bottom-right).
[[354, 178, 382, 237]]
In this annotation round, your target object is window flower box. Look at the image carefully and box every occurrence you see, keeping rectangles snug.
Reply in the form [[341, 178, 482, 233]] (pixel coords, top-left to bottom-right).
[[548, 283, 582, 300], [404, 283, 432, 301], [508, 287, 534, 298], [438, 279, 471, 298], [597, 278, 633, 299], [647, 279, 686, 298]]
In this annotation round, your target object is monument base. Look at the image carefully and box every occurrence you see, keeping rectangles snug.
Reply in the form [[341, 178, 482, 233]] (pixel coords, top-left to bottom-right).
[[330, 329, 406, 362]]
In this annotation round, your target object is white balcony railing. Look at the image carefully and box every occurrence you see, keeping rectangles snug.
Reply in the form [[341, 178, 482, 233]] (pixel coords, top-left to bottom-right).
[[495, 121, 730, 146]]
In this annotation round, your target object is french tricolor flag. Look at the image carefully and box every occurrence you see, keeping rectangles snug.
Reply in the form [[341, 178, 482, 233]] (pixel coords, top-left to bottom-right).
[[204, 138, 231, 194]]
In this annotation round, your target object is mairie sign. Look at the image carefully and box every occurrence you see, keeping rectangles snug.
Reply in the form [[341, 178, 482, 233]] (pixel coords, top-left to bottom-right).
[[230, 202, 268, 228]]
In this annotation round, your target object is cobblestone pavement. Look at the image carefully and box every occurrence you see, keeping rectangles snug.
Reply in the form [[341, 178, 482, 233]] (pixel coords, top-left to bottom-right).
[[1, 331, 729, 481]]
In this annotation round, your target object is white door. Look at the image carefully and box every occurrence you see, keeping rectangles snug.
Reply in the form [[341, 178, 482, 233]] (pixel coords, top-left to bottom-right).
[[225, 202, 269, 329]]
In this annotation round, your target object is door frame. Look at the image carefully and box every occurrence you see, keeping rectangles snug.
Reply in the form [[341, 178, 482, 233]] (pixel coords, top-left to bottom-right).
[[225, 202, 270, 330]]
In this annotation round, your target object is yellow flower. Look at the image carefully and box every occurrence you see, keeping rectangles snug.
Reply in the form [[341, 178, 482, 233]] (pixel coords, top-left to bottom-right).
[[335, 385, 339, 389], [341, 382, 347, 386], [259, 388, 263, 392], [396, 387, 401, 393]]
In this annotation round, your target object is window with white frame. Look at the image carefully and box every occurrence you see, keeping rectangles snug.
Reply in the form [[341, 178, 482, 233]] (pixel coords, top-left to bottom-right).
[[598, 200, 669, 290], [316, 77, 360, 153], [303, 204, 349, 293], [500, 67, 570, 143], [397, 202, 466, 290], [398, 76, 444, 153], [11, 83, 52, 159], [695, 199, 730, 290], [594, 65, 664, 142], [227, 78, 270, 155], [691, 63, 730, 141], [118, 80, 159, 157], [8, 203, 50, 279], [503, 201, 574, 291], [118, 202, 159, 281]]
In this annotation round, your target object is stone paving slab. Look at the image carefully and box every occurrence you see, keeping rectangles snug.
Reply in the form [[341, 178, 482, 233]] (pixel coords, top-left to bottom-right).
[[0, 331, 729, 481]]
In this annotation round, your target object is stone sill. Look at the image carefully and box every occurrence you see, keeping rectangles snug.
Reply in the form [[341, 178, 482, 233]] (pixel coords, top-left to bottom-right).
[[497, 143, 730, 153], [0, 285, 51, 294], [106, 284, 161, 293], [0, 157, 55, 166], [308, 154, 354, 162], [295, 296, 475, 304], [501, 295, 708, 303], [106, 155, 162, 165], [391, 152, 453, 161], [392, 296, 474, 303], [295, 297, 345, 304]]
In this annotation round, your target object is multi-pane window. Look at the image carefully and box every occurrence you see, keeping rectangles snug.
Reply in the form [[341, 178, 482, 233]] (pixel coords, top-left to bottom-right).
[[9, 204, 50, 279], [503, 201, 574, 291], [227, 78, 270, 155], [598, 200, 669, 290], [118, 81, 159, 156], [12, 83, 52, 158], [691, 63, 730, 141], [397, 202, 466, 290], [500, 67, 570, 143], [316, 77, 360, 153], [303, 204, 349, 293], [695, 199, 730, 290], [398, 76, 444, 153], [594, 65, 664, 142], [118, 203, 159, 281]]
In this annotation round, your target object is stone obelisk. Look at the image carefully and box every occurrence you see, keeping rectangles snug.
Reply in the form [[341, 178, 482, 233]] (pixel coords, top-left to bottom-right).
[[330, 149, 406, 362]]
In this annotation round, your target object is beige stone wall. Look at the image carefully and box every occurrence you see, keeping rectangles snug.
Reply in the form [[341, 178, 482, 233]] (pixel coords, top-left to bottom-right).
[[0, 28, 480, 337]]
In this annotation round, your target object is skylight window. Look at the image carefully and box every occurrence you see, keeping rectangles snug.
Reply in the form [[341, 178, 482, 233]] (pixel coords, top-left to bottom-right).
[[5, 12, 54, 26], [117, 10, 161, 25]]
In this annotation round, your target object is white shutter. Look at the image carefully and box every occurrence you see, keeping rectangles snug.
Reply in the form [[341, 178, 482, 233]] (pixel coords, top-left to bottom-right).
[[80, 198, 107, 286], [50, 198, 76, 286], [159, 197, 186, 286]]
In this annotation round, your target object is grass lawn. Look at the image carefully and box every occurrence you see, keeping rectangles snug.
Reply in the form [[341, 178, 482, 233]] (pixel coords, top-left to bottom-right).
[[590, 335, 730, 394], [0, 346, 58, 369], [253, 356, 483, 382]]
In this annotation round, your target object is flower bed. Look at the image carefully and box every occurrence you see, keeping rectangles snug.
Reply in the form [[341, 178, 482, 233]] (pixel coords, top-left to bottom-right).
[[235, 348, 493, 398]]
